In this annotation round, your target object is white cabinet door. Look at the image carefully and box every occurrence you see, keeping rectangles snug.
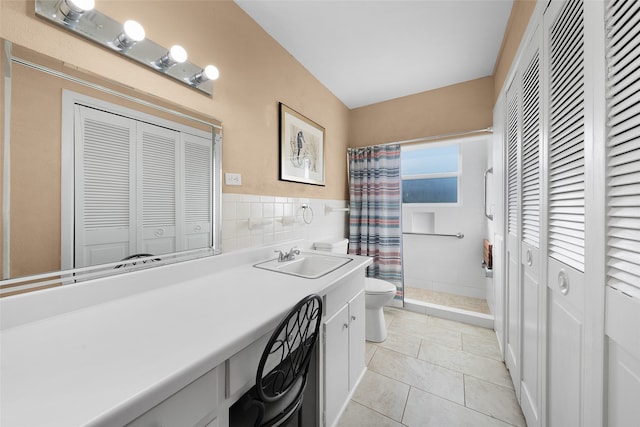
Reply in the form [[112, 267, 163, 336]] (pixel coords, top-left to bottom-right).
[[323, 304, 350, 427], [348, 290, 365, 390]]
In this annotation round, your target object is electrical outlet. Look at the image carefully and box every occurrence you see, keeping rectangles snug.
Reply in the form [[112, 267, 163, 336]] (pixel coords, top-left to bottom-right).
[[225, 172, 242, 186]]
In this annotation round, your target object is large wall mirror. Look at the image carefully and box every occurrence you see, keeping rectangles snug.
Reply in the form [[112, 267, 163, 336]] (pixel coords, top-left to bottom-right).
[[1, 40, 222, 297]]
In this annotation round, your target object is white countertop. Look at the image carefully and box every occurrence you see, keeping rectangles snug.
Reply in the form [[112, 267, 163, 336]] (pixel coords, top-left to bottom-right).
[[0, 244, 372, 427]]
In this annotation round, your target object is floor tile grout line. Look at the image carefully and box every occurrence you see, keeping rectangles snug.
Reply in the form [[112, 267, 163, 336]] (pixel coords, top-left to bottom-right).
[[353, 308, 524, 427], [365, 364, 467, 410], [462, 373, 526, 426], [348, 397, 409, 426]]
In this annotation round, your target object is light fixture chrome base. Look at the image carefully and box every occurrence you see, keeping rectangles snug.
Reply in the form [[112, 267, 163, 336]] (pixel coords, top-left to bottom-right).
[[35, 0, 214, 96]]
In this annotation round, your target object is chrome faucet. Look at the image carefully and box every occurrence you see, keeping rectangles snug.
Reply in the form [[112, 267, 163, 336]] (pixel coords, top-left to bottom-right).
[[275, 247, 300, 262]]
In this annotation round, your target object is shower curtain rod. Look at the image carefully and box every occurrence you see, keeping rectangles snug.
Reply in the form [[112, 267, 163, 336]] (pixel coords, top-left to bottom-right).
[[378, 127, 493, 147]]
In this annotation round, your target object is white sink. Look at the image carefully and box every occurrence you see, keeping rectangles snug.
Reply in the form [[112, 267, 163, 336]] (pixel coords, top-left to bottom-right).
[[254, 253, 353, 279]]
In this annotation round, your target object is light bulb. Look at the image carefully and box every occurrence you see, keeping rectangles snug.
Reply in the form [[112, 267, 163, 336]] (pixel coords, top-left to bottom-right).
[[203, 65, 219, 81], [189, 64, 220, 85], [59, 0, 95, 22], [124, 20, 145, 42], [113, 20, 145, 49], [168, 45, 188, 64], [156, 45, 188, 69]]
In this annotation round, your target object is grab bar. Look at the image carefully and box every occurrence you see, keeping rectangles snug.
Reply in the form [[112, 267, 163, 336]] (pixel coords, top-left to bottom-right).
[[484, 167, 494, 221], [403, 232, 464, 239]]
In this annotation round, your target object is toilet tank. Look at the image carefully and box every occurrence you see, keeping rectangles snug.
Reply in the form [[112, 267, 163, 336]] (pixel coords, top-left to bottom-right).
[[314, 238, 349, 254]]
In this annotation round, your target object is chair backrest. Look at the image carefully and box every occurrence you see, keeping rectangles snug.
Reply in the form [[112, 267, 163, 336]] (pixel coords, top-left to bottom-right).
[[256, 294, 323, 404], [114, 253, 160, 269]]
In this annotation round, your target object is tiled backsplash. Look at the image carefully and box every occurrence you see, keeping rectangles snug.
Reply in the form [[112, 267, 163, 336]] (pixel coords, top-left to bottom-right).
[[221, 193, 350, 253]]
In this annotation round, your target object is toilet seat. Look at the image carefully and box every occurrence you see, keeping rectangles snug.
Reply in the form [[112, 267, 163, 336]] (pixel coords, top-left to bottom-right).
[[365, 278, 396, 295]]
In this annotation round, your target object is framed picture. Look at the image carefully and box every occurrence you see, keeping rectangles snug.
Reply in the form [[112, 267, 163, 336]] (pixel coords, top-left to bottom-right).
[[279, 103, 325, 186]]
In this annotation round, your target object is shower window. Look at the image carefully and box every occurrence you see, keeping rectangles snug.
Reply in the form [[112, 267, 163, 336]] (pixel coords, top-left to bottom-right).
[[401, 143, 460, 204]]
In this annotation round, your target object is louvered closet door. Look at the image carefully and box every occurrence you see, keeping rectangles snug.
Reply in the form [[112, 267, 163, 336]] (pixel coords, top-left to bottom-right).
[[544, 0, 586, 425], [182, 133, 212, 250], [519, 25, 542, 427], [605, 0, 640, 425], [137, 122, 179, 255], [75, 106, 136, 267], [505, 78, 521, 398]]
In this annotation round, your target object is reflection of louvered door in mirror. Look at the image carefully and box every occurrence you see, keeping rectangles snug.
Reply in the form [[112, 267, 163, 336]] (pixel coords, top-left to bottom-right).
[[74, 103, 213, 268], [139, 122, 179, 257], [518, 26, 542, 427], [604, 0, 640, 425], [75, 106, 136, 268], [505, 77, 521, 398], [544, 0, 586, 425], [182, 133, 213, 250]]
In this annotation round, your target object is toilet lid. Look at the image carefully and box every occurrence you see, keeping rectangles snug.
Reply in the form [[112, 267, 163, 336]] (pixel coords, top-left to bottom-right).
[[365, 278, 397, 294]]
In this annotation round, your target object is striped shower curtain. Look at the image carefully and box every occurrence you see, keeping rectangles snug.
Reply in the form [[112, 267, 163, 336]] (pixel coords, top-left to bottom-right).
[[348, 144, 403, 300]]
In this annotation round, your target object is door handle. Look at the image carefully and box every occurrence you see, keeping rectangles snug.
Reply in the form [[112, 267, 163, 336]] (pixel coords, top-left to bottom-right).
[[558, 269, 569, 295]]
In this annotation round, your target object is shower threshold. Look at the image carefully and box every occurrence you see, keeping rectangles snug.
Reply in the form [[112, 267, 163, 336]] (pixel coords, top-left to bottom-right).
[[403, 287, 493, 329]]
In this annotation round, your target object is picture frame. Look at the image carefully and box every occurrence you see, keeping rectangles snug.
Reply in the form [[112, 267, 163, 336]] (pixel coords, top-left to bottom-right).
[[279, 103, 325, 186]]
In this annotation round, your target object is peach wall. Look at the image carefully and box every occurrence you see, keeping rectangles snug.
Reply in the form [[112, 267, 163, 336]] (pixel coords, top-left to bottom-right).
[[0, 0, 350, 200], [493, 0, 538, 102], [348, 76, 494, 148]]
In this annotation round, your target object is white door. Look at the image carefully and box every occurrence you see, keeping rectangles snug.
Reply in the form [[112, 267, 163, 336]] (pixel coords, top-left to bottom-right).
[[505, 78, 521, 398], [544, 0, 587, 424], [519, 25, 543, 427], [347, 290, 365, 390], [604, 0, 640, 424], [323, 304, 349, 427], [74, 106, 136, 267], [492, 97, 507, 358]]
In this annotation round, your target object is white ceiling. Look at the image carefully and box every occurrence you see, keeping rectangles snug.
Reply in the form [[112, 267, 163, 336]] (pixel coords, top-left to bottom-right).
[[235, 0, 514, 109]]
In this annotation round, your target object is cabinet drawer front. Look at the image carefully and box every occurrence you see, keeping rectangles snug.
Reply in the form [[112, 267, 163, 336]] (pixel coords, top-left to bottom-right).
[[225, 331, 271, 398], [126, 368, 218, 427], [324, 275, 365, 318]]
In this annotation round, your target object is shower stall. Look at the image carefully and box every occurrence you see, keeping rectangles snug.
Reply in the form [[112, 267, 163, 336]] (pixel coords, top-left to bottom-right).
[[400, 134, 494, 327]]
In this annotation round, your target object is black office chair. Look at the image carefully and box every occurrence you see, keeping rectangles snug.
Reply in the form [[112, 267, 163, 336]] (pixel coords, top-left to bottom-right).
[[114, 253, 161, 269], [230, 294, 323, 427]]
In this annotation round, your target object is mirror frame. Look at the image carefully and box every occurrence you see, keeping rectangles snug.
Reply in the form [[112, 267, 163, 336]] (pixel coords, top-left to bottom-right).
[[1, 40, 223, 296]]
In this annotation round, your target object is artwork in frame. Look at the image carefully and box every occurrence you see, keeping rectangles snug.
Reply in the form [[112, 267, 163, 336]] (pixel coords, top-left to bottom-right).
[[279, 103, 325, 186]]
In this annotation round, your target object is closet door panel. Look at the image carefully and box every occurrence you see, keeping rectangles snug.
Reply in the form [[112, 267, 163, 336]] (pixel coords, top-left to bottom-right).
[[605, 0, 640, 424], [519, 25, 543, 427], [505, 79, 521, 397], [544, 0, 586, 425]]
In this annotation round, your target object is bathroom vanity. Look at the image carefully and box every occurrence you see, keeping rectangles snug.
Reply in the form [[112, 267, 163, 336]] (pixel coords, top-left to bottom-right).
[[0, 242, 372, 427]]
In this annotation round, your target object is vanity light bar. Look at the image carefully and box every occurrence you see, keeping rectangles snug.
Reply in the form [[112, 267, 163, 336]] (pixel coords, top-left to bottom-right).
[[34, 0, 217, 96]]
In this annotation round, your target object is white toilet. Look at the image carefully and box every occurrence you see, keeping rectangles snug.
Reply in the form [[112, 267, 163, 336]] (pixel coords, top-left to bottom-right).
[[314, 238, 397, 342]]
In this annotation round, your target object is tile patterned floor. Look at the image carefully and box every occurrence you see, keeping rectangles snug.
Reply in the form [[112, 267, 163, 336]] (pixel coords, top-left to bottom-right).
[[404, 286, 492, 314], [337, 307, 526, 427]]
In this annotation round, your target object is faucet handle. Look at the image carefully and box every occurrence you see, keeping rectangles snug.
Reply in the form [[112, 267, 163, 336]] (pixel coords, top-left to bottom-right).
[[288, 246, 300, 256], [274, 250, 285, 261]]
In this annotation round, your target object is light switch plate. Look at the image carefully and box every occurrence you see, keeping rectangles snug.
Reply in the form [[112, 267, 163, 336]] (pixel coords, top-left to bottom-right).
[[225, 172, 242, 186]]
